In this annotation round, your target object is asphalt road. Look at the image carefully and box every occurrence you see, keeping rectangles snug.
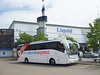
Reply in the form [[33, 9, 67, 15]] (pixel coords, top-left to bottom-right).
[[0, 58, 100, 75]]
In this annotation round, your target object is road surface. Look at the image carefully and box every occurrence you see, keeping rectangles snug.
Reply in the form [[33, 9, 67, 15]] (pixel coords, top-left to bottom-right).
[[0, 58, 100, 75]]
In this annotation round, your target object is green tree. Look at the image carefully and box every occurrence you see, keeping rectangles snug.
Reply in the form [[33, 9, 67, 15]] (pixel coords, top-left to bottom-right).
[[66, 37, 78, 42], [33, 31, 48, 41], [53, 38, 57, 40], [87, 18, 100, 51], [16, 32, 34, 44]]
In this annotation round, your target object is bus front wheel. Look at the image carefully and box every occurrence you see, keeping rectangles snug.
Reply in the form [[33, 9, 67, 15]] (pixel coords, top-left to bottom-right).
[[25, 58, 29, 64], [49, 58, 55, 65]]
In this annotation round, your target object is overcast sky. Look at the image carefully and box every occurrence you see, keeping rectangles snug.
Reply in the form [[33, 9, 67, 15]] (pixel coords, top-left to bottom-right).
[[0, 0, 100, 28]]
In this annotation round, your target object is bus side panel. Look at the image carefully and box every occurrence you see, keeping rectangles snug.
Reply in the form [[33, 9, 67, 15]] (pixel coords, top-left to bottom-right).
[[26, 50, 49, 63], [68, 55, 79, 63], [47, 50, 60, 64], [28, 50, 38, 63], [56, 51, 68, 64], [18, 51, 29, 62], [18, 54, 25, 62], [37, 50, 49, 63], [18, 51, 31, 63]]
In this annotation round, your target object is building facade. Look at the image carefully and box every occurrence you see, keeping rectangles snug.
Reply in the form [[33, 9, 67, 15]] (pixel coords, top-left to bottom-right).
[[0, 29, 14, 57], [9, 21, 90, 51]]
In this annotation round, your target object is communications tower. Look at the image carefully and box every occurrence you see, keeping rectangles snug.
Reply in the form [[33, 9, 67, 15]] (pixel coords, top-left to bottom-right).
[[37, 0, 47, 36]]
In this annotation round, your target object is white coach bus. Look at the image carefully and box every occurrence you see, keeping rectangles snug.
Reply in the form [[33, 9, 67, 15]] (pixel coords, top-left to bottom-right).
[[17, 40, 79, 65]]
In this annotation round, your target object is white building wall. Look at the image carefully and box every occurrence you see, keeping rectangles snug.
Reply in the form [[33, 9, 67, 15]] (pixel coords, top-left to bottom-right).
[[9, 21, 90, 43], [10, 24, 14, 29], [0, 50, 12, 57], [46, 25, 89, 43], [13, 22, 38, 42]]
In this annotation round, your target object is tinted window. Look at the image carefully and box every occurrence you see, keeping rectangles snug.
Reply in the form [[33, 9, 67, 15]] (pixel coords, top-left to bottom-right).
[[24, 41, 65, 52], [25, 45, 32, 51], [45, 42, 57, 50], [31, 44, 40, 50]]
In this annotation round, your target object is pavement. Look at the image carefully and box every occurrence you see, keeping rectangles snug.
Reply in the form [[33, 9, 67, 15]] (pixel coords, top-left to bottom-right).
[[0, 58, 100, 75], [77, 58, 100, 66], [0, 57, 100, 66]]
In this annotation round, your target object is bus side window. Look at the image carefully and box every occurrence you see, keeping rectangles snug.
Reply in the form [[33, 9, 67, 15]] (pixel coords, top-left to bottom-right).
[[48, 42, 57, 50], [25, 45, 32, 51], [60, 44, 65, 52], [40, 44, 46, 50], [56, 42, 60, 50], [31, 44, 36, 50], [57, 42, 65, 52], [31, 44, 40, 50]]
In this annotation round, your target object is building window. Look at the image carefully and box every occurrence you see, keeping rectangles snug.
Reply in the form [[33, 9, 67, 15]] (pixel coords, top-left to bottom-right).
[[3, 52, 5, 55]]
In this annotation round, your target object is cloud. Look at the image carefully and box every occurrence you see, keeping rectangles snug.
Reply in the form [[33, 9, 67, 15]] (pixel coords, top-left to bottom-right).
[[47, 0, 99, 27], [0, 10, 41, 28], [0, 0, 52, 11], [0, 0, 100, 28]]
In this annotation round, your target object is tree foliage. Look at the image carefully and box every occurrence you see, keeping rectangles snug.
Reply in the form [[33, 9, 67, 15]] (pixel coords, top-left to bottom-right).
[[16, 32, 34, 44], [16, 32, 48, 47], [33, 31, 48, 41], [66, 37, 78, 42], [87, 18, 100, 50], [16, 32, 48, 44]]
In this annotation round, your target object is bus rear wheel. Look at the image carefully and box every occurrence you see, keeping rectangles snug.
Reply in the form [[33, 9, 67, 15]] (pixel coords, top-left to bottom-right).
[[25, 58, 29, 64], [49, 58, 55, 65]]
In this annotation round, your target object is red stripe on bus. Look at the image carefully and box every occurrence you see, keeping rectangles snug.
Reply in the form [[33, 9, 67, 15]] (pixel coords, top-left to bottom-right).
[[17, 43, 29, 59]]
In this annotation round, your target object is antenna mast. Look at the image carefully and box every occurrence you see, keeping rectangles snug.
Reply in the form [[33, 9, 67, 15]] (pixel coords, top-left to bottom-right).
[[97, 6, 99, 18], [97, 0, 99, 18], [42, 0, 45, 16]]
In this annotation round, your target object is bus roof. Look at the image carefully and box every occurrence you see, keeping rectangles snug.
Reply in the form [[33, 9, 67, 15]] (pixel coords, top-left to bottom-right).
[[17, 39, 73, 47], [30, 40, 73, 45], [30, 40, 62, 45]]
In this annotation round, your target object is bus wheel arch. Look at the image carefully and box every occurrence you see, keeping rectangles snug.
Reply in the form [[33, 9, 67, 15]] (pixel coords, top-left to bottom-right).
[[49, 58, 56, 65], [25, 58, 29, 64]]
